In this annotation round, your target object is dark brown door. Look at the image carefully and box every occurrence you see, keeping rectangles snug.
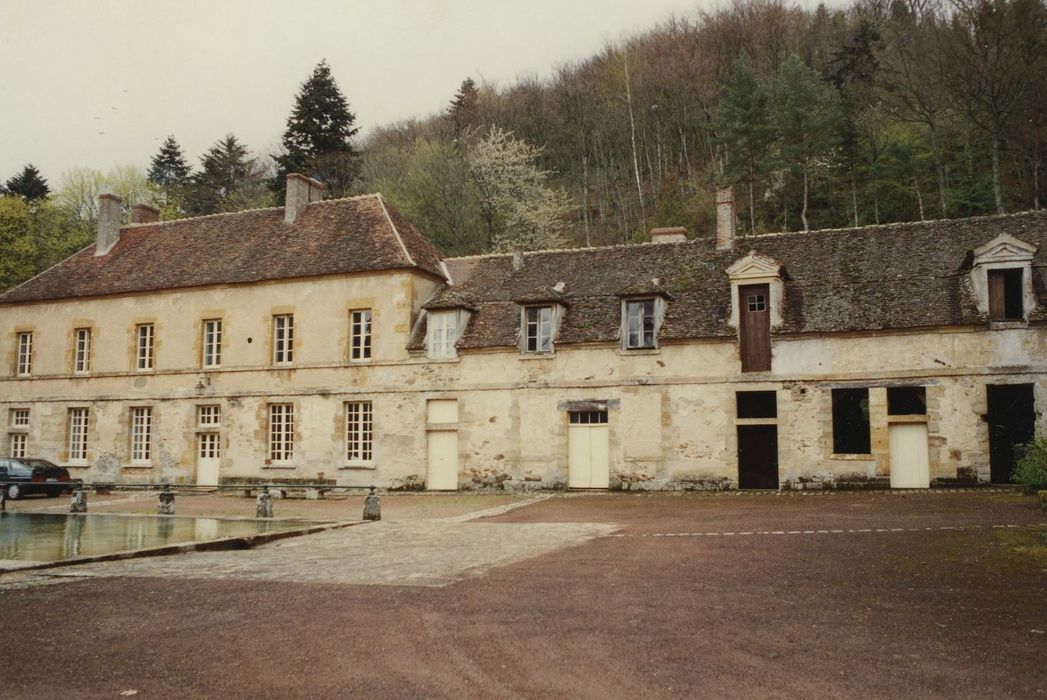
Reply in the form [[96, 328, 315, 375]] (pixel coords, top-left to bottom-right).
[[739, 283, 771, 372], [987, 270, 1007, 320], [986, 384, 1036, 483], [738, 425, 779, 489]]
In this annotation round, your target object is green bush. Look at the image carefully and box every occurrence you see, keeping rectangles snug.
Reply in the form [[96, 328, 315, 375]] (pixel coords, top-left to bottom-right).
[[1012, 436, 1047, 488]]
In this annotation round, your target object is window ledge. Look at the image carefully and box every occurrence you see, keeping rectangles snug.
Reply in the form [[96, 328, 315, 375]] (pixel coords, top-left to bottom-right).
[[829, 453, 874, 461], [340, 463, 376, 470], [989, 320, 1027, 330], [66, 463, 90, 469], [347, 359, 375, 366], [122, 464, 153, 470], [518, 352, 556, 361], [618, 347, 661, 356], [425, 356, 461, 363], [263, 465, 296, 470], [887, 414, 928, 423]]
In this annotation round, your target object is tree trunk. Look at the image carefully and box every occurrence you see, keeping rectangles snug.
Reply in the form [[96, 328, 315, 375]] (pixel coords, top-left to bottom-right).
[[913, 176, 925, 221], [800, 168, 810, 232], [928, 120, 948, 218], [678, 119, 694, 182], [623, 53, 646, 228], [748, 174, 757, 235], [991, 131, 1005, 214], [582, 155, 591, 247], [851, 172, 859, 228]]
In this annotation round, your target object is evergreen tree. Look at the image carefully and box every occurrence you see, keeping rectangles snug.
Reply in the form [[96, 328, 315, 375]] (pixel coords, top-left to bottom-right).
[[186, 134, 271, 215], [148, 136, 191, 187], [448, 78, 481, 134], [274, 60, 359, 197], [4, 164, 50, 202]]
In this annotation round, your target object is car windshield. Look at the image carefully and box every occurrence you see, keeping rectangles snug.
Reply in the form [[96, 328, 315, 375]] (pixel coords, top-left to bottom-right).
[[24, 459, 57, 469]]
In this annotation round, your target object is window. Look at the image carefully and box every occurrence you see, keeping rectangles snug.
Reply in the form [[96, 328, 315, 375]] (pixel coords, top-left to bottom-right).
[[198, 432, 220, 459], [427, 311, 459, 359], [887, 387, 927, 416], [268, 404, 294, 462], [68, 408, 89, 462], [273, 314, 294, 365], [345, 401, 373, 463], [130, 407, 152, 463], [747, 294, 767, 312], [736, 391, 777, 419], [197, 405, 221, 427], [350, 309, 372, 361], [202, 319, 222, 367], [988, 268, 1024, 321], [9, 433, 26, 458], [16, 331, 32, 376], [10, 409, 29, 427], [832, 388, 871, 454], [136, 324, 154, 371], [74, 328, 91, 374], [523, 306, 554, 353], [569, 410, 608, 425], [624, 299, 656, 349]]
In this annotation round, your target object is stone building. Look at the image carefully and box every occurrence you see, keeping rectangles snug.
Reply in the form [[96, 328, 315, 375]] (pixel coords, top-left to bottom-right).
[[0, 175, 1044, 491]]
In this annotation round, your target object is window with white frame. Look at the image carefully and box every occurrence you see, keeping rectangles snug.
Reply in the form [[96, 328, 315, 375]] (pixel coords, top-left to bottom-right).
[[74, 328, 91, 374], [197, 405, 221, 427], [349, 309, 372, 361], [624, 299, 657, 349], [130, 407, 152, 463], [9, 433, 26, 458], [426, 311, 459, 359], [68, 408, 89, 462], [523, 306, 554, 353], [136, 324, 154, 371], [10, 408, 29, 428], [345, 401, 373, 463], [268, 404, 294, 462], [273, 314, 294, 365], [16, 332, 32, 376], [202, 319, 222, 367]]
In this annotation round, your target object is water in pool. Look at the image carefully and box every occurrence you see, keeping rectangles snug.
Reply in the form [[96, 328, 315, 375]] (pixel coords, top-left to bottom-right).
[[0, 512, 308, 563]]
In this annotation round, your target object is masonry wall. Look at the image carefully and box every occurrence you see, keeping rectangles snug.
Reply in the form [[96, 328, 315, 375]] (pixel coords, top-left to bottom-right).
[[0, 279, 1043, 490]]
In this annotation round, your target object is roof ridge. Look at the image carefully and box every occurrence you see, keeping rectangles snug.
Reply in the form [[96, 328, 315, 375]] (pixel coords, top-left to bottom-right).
[[374, 193, 417, 268]]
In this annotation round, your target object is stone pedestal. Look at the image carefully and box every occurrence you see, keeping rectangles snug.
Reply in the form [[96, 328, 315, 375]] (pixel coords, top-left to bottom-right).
[[306, 488, 323, 500], [70, 488, 88, 513], [0, 490, 5, 511], [157, 486, 175, 515], [362, 486, 381, 521], [256, 487, 274, 518]]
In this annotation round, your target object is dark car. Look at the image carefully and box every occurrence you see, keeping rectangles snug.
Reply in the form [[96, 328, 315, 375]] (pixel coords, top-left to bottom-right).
[[0, 458, 78, 499]]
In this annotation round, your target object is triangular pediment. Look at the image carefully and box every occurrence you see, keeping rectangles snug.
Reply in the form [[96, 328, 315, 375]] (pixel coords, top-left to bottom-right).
[[726, 251, 781, 280], [972, 234, 1037, 264]]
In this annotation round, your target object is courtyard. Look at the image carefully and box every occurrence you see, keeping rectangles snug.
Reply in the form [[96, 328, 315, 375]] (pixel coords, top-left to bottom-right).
[[1, 490, 1045, 698]]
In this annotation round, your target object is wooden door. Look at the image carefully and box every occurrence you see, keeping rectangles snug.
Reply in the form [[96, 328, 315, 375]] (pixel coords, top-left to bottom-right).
[[196, 433, 221, 486], [568, 411, 609, 489], [888, 423, 930, 488], [739, 284, 771, 372], [737, 425, 779, 489], [986, 384, 1035, 483]]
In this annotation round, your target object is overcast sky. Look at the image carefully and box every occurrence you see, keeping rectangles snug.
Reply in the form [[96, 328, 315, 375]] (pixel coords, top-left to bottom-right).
[[0, 0, 730, 182]]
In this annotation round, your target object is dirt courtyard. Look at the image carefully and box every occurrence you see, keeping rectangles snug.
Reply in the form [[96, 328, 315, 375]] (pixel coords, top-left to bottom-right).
[[1, 491, 1045, 698]]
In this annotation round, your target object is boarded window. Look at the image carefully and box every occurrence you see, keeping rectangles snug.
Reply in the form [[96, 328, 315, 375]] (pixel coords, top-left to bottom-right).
[[988, 268, 1024, 320], [887, 387, 926, 416], [832, 388, 870, 454], [736, 391, 777, 419]]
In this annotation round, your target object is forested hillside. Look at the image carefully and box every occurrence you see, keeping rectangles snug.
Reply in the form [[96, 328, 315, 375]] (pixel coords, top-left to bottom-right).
[[2, 0, 1044, 290]]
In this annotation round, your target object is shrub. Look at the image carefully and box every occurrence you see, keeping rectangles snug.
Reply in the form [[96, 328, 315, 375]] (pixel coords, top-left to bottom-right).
[[1012, 436, 1047, 488]]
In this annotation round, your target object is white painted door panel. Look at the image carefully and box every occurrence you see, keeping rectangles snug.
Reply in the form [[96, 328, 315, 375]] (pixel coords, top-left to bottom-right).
[[427, 430, 458, 490], [889, 423, 930, 488]]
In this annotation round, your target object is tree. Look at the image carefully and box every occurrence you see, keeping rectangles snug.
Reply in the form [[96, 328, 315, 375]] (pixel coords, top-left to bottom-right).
[[770, 56, 843, 231], [54, 166, 153, 225], [0, 195, 91, 291], [186, 135, 273, 216], [713, 56, 772, 233], [447, 78, 481, 134], [4, 165, 50, 202], [466, 127, 572, 252], [148, 136, 191, 187], [274, 60, 359, 197]]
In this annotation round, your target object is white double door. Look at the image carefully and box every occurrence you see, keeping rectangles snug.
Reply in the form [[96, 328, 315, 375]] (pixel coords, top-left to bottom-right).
[[196, 432, 221, 487], [568, 412, 609, 489]]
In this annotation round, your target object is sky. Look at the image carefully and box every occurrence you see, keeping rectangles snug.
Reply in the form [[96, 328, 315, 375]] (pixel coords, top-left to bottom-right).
[[0, 0, 721, 183]]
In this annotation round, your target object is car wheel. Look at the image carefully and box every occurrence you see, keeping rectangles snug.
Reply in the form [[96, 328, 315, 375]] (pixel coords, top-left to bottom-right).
[[7, 483, 22, 500]]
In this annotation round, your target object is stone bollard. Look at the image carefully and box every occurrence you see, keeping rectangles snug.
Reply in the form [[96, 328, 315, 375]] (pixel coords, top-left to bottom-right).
[[305, 487, 323, 500], [362, 486, 381, 521], [157, 485, 175, 515], [256, 485, 274, 518], [70, 487, 88, 513], [0, 489, 5, 512]]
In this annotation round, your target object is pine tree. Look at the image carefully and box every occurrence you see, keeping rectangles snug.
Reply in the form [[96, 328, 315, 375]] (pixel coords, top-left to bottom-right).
[[448, 78, 481, 134], [148, 136, 191, 187], [186, 134, 271, 215], [274, 60, 359, 197], [4, 164, 50, 202]]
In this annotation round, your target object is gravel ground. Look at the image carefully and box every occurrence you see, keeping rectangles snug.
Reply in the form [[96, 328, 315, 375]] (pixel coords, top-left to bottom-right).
[[0, 491, 1044, 699]]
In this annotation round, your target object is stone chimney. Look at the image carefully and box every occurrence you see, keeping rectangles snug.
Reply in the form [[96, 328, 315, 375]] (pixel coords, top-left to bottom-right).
[[284, 173, 324, 224], [131, 203, 160, 225], [94, 193, 123, 256], [650, 226, 687, 244], [715, 186, 736, 252]]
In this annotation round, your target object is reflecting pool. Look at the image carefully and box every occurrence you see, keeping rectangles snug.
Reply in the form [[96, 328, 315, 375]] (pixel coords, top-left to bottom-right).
[[0, 512, 313, 563]]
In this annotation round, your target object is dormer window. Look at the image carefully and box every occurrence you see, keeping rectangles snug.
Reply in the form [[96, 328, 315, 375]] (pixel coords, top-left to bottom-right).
[[988, 268, 1024, 321], [427, 311, 459, 359], [624, 299, 658, 349], [523, 306, 554, 353]]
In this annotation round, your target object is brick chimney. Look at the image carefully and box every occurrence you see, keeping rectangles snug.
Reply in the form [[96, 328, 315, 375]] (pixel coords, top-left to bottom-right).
[[94, 193, 123, 256], [131, 203, 160, 225], [284, 173, 324, 224], [715, 186, 736, 252], [650, 226, 687, 244]]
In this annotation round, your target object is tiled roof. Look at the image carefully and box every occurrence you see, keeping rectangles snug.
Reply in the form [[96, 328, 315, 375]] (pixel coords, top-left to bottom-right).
[[0, 194, 446, 304], [411, 210, 1047, 350]]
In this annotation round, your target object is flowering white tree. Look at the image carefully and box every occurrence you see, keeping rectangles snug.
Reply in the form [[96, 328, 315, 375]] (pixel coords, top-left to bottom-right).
[[466, 127, 571, 252]]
